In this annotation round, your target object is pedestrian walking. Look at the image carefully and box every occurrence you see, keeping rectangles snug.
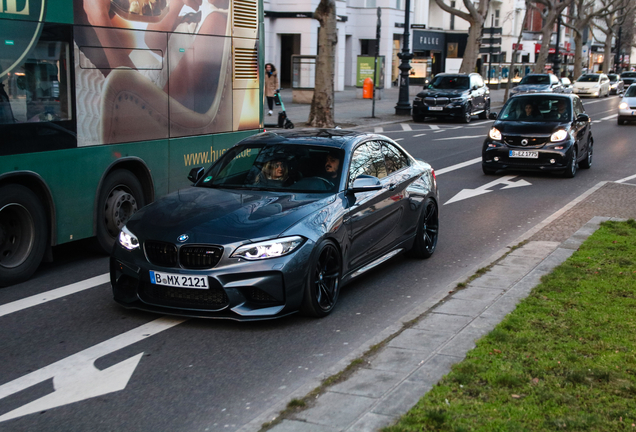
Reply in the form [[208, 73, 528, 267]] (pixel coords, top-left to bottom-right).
[[265, 63, 278, 116]]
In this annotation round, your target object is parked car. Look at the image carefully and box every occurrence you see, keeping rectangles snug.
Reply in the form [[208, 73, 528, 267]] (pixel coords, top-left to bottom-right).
[[482, 93, 593, 178], [560, 77, 573, 93], [510, 73, 564, 95], [572, 73, 610, 97], [617, 84, 636, 125], [608, 74, 625, 95], [111, 130, 439, 320], [412, 73, 490, 123], [620, 71, 636, 87]]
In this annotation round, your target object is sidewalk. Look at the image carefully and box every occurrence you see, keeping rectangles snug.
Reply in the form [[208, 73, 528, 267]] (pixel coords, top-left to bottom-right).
[[243, 182, 636, 432], [277, 86, 508, 130]]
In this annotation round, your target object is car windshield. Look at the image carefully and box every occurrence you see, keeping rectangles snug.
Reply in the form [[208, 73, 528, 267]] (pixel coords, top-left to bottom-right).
[[498, 96, 571, 122], [625, 86, 636, 97], [519, 75, 550, 85], [608, 74, 619, 81], [577, 74, 600, 82], [429, 76, 469, 90], [200, 144, 344, 193], [621, 72, 636, 78]]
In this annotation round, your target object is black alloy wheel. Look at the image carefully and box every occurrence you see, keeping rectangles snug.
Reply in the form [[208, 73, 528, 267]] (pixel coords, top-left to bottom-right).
[[564, 147, 578, 178], [409, 198, 439, 259], [463, 103, 472, 123], [301, 240, 342, 317], [580, 140, 593, 169]]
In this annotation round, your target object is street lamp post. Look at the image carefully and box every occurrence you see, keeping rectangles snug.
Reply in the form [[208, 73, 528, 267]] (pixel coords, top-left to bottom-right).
[[488, 14, 493, 85], [395, 0, 413, 115], [554, 14, 561, 77]]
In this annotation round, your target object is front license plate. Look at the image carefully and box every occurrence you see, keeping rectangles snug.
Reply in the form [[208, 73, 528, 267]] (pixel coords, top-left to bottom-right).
[[509, 150, 539, 159], [428, 106, 443, 111], [150, 271, 209, 289]]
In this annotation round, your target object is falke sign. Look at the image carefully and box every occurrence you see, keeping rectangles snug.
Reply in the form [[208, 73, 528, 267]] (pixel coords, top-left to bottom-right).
[[413, 30, 445, 51]]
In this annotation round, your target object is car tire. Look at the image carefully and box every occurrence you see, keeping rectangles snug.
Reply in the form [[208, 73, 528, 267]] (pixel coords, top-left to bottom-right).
[[96, 170, 145, 254], [0, 185, 48, 287], [462, 103, 472, 123], [617, 117, 624, 125], [408, 198, 439, 259], [478, 101, 490, 120], [482, 165, 498, 175], [580, 140, 593, 169], [301, 239, 342, 318], [563, 147, 578, 178]]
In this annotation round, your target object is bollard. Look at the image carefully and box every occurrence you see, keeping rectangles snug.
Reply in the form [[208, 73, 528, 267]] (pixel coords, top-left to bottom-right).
[[362, 77, 374, 99]]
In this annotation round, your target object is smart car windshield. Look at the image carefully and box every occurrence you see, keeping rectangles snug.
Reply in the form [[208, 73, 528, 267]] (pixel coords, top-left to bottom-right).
[[200, 144, 344, 193], [498, 96, 571, 122], [608, 74, 619, 81], [430, 76, 469, 90], [621, 72, 636, 78], [519, 75, 550, 85], [625, 86, 636, 97], [577, 74, 600, 82]]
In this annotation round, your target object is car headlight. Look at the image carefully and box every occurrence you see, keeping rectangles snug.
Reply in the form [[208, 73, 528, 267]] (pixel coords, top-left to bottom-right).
[[550, 129, 568, 142], [489, 127, 502, 140], [450, 97, 464, 103], [414, 97, 422, 102], [231, 236, 304, 260], [119, 225, 140, 250], [619, 102, 628, 109]]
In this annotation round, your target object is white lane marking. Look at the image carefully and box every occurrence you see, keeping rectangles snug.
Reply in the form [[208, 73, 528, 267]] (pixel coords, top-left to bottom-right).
[[374, 126, 383, 133], [393, 138, 404, 141], [445, 176, 532, 205], [0, 316, 187, 422], [0, 274, 110, 318], [413, 133, 427, 137], [601, 114, 618, 120], [429, 125, 440, 130], [592, 120, 602, 123], [401, 123, 412, 131], [581, 98, 611, 105], [435, 135, 484, 141], [616, 174, 636, 183], [435, 157, 482, 175]]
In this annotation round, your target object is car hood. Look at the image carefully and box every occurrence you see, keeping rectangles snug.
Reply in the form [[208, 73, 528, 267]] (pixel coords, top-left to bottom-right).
[[621, 96, 636, 105], [513, 84, 552, 92], [494, 121, 567, 135], [573, 82, 600, 88], [126, 187, 332, 244], [416, 88, 468, 98]]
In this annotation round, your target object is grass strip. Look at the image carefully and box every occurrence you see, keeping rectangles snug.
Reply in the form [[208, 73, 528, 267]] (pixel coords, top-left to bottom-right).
[[385, 219, 636, 432]]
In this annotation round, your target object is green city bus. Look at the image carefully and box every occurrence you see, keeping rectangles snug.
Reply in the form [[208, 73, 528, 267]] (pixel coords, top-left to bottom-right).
[[0, 0, 263, 285]]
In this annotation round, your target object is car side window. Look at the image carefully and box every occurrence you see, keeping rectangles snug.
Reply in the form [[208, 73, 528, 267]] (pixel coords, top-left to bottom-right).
[[349, 142, 387, 184], [381, 143, 410, 175], [573, 99, 583, 117]]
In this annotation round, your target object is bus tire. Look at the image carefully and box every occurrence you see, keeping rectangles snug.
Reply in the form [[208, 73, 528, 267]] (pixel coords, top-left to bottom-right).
[[0, 185, 48, 287], [96, 170, 145, 254]]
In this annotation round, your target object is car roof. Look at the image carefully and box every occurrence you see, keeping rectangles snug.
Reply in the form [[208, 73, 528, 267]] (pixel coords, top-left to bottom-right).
[[509, 92, 578, 102], [236, 129, 385, 150]]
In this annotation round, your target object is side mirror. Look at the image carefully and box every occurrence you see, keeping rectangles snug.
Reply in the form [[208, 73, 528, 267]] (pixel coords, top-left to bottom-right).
[[472, 85, 479, 91], [188, 167, 205, 184], [576, 113, 590, 123], [489, 112, 498, 120], [348, 175, 383, 194]]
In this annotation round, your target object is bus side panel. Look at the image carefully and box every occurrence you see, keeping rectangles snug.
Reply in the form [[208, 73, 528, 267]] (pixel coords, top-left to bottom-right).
[[0, 140, 170, 246], [45, 0, 74, 24], [169, 131, 257, 191]]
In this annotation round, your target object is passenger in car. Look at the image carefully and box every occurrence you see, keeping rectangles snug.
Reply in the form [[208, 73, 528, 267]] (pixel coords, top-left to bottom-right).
[[518, 102, 542, 120], [256, 160, 290, 186]]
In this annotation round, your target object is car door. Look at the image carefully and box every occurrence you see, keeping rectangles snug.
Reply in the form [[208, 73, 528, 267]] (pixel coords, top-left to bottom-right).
[[572, 98, 590, 159], [551, 74, 563, 93], [345, 141, 404, 270], [470, 75, 485, 111]]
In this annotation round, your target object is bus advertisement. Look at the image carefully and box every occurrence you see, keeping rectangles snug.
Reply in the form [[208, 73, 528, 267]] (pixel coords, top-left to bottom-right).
[[0, 0, 263, 285]]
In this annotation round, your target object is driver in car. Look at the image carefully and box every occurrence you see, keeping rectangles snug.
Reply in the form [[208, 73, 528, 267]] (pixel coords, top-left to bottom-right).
[[323, 152, 340, 180]]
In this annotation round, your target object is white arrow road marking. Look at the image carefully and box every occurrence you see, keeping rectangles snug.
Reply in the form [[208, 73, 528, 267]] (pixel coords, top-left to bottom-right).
[[0, 274, 109, 318], [444, 176, 532, 205], [0, 316, 186, 422]]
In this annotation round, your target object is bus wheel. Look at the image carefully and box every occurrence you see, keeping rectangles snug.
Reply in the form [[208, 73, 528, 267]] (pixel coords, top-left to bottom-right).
[[96, 170, 145, 253], [0, 185, 48, 287]]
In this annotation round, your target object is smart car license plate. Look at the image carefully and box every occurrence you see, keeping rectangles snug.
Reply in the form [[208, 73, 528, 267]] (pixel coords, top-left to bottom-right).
[[509, 150, 538, 159], [150, 271, 209, 289], [428, 106, 443, 111]]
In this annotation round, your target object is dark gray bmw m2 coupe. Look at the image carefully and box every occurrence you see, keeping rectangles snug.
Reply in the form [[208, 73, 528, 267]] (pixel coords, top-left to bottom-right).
[[110, 130, 439, 320]]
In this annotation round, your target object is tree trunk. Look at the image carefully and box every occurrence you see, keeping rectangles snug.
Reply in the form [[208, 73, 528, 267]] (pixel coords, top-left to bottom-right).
[[307, 0, 337, 128], [602, 32, 612, 72], [572, 31, 584, 78], [505, 2, 532, 103], [459, 17, 485, 73], [535, 9, 558, 72]]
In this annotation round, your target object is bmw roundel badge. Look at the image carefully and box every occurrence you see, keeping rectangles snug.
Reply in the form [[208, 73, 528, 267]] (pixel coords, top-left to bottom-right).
[[178, 234, 189, 242]]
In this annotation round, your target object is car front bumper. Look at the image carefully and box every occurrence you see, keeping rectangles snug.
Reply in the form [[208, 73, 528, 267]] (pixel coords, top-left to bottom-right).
[[482, 140, 574, 172], [413, 103, 466, 118], [618, 106, 636, 120], [110, 239, 315, 321]]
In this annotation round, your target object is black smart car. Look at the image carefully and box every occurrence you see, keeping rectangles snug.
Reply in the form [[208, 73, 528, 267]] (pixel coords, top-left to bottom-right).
[[482, 94, 593, 178], [111, 130, 439, 320], [412, 73, 490, 123]]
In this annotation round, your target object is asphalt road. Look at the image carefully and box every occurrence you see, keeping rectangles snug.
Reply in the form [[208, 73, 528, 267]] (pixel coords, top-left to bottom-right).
[[1, 95, 634, 432]]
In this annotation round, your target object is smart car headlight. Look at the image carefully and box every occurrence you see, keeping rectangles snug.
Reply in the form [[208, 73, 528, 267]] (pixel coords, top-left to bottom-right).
[[550, 129, 568, 142], [231, 236, 304, 260], [619, 102, 628, 109], [489, 127, 502, 140], [119, 225, 139, 250]]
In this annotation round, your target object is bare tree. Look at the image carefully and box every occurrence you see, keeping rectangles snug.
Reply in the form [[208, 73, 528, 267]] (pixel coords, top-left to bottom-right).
[[504, 1, 533, 102], [307, 0, 337, 128], [533, 0, 573, 72], [433, 0, 491, 73], [592, 0, 635, 73]]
